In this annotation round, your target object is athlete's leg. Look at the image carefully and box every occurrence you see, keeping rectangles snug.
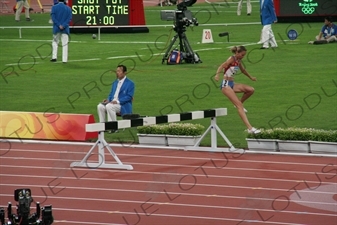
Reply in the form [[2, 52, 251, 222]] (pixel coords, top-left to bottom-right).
[[233, 83, 255, 103], [222, 86, 253, 130]]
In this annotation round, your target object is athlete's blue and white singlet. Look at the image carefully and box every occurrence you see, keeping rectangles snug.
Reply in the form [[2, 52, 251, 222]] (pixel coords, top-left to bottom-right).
[[220, 56, 240, 89]]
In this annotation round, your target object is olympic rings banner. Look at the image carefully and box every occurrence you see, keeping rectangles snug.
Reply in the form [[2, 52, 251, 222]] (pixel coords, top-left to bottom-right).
[[0, 111, 98, 141], [274, 0, 337, 17]]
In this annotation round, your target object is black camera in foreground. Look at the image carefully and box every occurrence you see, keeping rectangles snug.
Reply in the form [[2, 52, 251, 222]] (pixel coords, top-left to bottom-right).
[[0, 189, 54, 225]]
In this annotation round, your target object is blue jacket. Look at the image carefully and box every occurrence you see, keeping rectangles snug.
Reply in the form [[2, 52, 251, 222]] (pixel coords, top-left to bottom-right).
[[260, 0, 277, 25], [321, 24, 337, 38], [108, 77, 135, 116], [51, 2, 72, 35]]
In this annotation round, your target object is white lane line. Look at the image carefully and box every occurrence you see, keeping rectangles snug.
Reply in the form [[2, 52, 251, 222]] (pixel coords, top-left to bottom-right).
[[1, 172, 335, 193], [0, 147, 334, 167], [0, 193, 334, 219], [1, 183, 335, 207], [1, 154, 335, 178]]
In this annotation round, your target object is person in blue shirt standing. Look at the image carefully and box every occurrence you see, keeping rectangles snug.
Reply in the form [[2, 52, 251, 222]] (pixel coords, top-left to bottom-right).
[[308, 16, 337, 44], [257, 0, 278, 49], [50, 0, 72, 63]]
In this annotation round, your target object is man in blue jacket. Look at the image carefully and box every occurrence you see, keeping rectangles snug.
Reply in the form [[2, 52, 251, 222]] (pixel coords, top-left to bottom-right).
[[50, 0, 72, 63], [97, 65, 135, 124], [258, 0, 278, 49]]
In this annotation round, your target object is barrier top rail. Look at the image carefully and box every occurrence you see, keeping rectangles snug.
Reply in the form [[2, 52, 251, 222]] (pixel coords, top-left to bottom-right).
[[86, 108, 227, 132]]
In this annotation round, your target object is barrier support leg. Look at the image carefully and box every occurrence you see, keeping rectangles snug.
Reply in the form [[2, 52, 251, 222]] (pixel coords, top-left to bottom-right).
[[185, 117, 240, 152], [70, 131, 133, 170]]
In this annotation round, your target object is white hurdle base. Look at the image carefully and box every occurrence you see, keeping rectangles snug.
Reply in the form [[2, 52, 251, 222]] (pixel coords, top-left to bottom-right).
[[185, 117, 243, 153], [70, 132, 133, 170]]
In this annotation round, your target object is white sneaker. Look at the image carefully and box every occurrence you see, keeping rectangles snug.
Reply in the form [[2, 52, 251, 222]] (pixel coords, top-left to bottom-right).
[[248, 127, 261, 134], [234, 105, 248, 113], [308, 41, 314, 44]]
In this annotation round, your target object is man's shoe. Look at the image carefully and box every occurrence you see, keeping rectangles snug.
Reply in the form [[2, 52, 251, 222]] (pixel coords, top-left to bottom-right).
[[260, 47, 269, 49], [122, 113, 140, 119], [50, 59, 57, 62], [308, 41, 314, 44], [248, 127, 261, 134], [247, 13, 251, 16], [26, 18, 31, 21]]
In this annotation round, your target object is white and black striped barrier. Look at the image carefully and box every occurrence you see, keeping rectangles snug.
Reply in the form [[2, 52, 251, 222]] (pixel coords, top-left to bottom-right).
[[71, 108, 236, 170]]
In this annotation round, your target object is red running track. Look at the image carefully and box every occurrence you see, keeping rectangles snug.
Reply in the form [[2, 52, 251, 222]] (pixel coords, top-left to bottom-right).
[[0, 141, 336, 225]]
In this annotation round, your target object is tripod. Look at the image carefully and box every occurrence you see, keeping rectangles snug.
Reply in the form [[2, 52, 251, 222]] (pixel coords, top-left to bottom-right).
[[162, 25, 201, 64]]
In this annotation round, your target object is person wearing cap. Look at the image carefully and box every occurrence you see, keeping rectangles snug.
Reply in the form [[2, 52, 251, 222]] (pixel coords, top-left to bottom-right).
[[308, 16, 337, 44]]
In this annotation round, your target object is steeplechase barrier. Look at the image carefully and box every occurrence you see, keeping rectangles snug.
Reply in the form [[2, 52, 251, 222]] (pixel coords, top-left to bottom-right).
[[70, 108, 238, 171]]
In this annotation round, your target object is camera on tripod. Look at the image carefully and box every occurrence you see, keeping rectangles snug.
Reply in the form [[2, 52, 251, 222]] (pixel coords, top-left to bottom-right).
[[160, 2, 198, 31], [160, 0, 202, 64], [0, 189, 54, 225]]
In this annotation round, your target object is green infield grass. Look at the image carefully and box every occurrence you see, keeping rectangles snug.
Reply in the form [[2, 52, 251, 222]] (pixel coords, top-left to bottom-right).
[[0, 1, 336, 147]]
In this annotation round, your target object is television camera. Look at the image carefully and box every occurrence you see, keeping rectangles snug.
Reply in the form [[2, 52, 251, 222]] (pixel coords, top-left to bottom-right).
[[161, 0, 202, 64], [0, 189, 54, 225]]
